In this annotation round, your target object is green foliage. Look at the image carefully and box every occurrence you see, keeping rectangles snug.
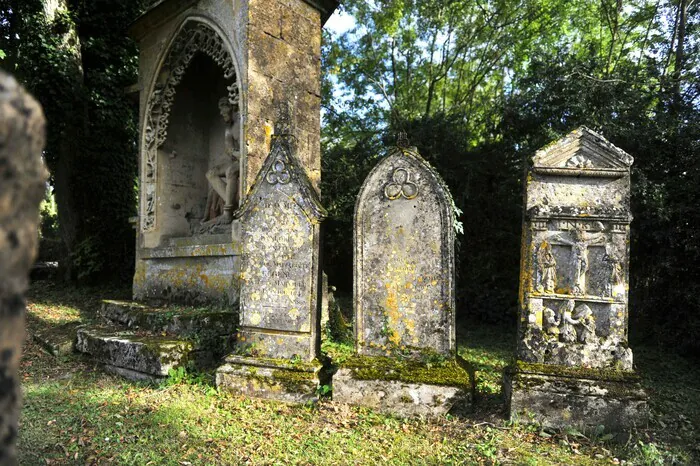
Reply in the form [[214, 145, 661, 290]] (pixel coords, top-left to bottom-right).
[[323, 0, 700, 349], [1, 0, 145, 283]]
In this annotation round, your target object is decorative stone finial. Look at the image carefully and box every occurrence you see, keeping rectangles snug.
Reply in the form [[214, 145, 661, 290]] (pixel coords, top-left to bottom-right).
[[397, 131, 409, 148]]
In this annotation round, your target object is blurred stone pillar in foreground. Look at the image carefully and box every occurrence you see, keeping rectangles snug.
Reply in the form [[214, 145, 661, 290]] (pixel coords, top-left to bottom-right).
[[0, 71, 48, 465]]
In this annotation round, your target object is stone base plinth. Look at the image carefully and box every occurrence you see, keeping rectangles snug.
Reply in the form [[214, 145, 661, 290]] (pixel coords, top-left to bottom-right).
[[133, 242, 240, 306], [332, 355, 473, 418], [216, 355, 324, 403], [505, 362, 648, 430]]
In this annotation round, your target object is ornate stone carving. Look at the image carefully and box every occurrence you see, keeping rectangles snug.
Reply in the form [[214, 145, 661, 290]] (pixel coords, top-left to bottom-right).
[[558, 299, 579, 343], [141, 21, 239, 232], [384, 167, 419, 200], [550, 226, 607, 296], [266, 158, 292, 185], [536, 241, 557, 293], [573, 303, 596, 344], [198, 97, 241, 234], [603, 249, 625, 298], [565, 154, 594, 168]]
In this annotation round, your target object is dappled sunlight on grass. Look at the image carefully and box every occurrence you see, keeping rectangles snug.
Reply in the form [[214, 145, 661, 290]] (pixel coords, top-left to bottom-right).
[[17, 283, 700, 465]]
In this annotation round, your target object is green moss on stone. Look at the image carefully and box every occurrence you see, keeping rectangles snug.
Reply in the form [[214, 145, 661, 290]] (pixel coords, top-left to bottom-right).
[[342, 355, 472, 389], [513, 361, 640, 383], [271, 369, 317, 393]]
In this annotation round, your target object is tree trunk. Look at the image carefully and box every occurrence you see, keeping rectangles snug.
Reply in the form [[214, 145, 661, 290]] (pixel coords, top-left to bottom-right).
[[672, 0, 687, 109], [40, 0, 86, 281]]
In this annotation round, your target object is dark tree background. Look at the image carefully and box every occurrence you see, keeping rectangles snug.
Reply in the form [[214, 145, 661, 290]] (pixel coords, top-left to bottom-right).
[[0, 0, 144, 282]]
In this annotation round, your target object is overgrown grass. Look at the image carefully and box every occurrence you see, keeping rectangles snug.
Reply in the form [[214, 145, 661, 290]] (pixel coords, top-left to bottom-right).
[[18, 284, 700, 465]]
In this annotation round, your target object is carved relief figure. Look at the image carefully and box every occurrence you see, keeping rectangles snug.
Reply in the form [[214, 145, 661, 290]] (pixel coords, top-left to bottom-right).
[[559, 299, 580, 343], [536, 241, 557, 293], [603, 248, 624, 297], [543, 307, 560, 337], [199, 98, 240, 233], [573, 304, 596, 344], [551, 226, 607, 295]]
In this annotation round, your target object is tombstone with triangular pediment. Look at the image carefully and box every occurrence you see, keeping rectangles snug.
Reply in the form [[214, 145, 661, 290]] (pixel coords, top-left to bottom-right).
[[216, 111, 327, 403], [505, 127, 647, 429]]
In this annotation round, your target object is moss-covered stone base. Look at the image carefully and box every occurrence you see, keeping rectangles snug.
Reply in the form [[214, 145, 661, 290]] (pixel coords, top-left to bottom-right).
[[504, 361, 648, 430], [332, 355, 473, 418], [216, 355, 324, 404], [75, 328, 195, 378]]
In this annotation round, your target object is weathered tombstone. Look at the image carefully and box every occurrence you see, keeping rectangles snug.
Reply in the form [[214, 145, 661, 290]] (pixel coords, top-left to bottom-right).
[[505, 127, 648, 429], [129, 0, 338, 304], [75, 0, 338, 382], [0, 72, 48, 464], [216, 110, 327, 402], [333, 137, 472, 417]]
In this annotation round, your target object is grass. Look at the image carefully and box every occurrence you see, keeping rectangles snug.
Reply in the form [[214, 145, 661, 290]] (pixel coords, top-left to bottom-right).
[[17, 284, 700, 465]]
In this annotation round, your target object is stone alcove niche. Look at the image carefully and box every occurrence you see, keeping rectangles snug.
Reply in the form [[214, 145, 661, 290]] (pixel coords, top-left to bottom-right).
[[158, 53, 238, 242], [140, 20, 241, 246]]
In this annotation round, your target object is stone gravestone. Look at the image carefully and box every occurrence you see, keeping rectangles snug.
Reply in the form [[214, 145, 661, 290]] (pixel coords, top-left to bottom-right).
[[333, 136, 472, 417], [216, 110, 327, 402], [0, 72, 48, 464], [505, 127, 648, 429], [76, 0, 339, 383]]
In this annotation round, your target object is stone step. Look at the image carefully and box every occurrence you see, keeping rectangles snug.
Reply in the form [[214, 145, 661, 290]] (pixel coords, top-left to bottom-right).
[[75, 328, 201, 382], [99, 300, 237, 337]]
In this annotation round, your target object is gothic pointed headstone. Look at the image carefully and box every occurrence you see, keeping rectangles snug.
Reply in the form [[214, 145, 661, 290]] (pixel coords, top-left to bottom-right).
[[216, 106, 327, 402], [332, 136, 472, 417], [505, 127, 648, 429]]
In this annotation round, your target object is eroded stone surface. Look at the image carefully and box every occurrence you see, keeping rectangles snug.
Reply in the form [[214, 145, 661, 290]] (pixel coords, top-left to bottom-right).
[[234, 131, 325, 361], [505, 366, 648, 429], [506, 127, 647, 429], [335, 141, 468, 417], [216, 355, 323, 403], [0, 72, 47, 464], [354, 145, 456, 356], [516, 127, 635, 369], [76, 329, 194, 377], [99, 300, 237, 338], [333, 368, 471, 418], [130, 0, 336, 305]]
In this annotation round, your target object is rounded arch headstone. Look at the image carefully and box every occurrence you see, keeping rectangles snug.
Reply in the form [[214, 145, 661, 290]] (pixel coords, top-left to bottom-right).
[[354, 144, 456, 356], [333, 141, 471, 418]]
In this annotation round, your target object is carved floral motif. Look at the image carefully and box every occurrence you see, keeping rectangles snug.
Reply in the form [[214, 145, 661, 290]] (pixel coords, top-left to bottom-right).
[[266, 159, 291, 185], [384, 167, 419, 200]]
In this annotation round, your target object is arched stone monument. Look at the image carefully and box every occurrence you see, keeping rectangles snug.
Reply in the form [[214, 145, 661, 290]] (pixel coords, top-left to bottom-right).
[[505, 127, 648, 429], [333, 137, 472, 417], [130, 0, 338, 305], [74, 0, 338, 383], [216, 107, 327, 402]]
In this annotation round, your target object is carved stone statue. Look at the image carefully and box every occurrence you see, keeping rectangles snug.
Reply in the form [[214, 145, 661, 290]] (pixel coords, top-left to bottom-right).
[[199, 97, 240, 233], [551, 226, 606, 296], [558, 299, 579, 343], [573, 304, 596, 344], [536, 241, 557, 293], [603, 249, 624, 297], [543, 307, 560, 337]]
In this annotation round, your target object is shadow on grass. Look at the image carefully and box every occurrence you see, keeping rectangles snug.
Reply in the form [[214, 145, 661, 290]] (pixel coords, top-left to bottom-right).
[[24, 280, 131, 354]]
